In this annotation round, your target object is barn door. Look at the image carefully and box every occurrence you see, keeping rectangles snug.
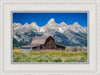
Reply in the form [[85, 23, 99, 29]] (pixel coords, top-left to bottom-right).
[[45, 38, 56, 49]]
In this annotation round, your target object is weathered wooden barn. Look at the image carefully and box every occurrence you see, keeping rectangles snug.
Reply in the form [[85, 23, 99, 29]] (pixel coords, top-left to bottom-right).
[[20, 36, 65, 52]]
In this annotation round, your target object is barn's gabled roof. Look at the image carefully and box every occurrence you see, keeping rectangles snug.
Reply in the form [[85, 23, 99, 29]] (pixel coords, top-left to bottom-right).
[[31, 36, 51, 45], [21, 36, 52, 48]]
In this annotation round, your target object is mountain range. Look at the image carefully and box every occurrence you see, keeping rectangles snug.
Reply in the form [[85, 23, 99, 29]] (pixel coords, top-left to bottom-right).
[[13, 18, 87, 47]]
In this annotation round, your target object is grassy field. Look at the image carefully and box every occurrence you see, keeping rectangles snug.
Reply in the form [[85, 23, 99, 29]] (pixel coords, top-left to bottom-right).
[[13, 49, 87, 62]]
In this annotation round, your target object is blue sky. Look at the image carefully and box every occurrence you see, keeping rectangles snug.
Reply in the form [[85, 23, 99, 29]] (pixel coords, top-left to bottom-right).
[[13, 13, 87, 27]]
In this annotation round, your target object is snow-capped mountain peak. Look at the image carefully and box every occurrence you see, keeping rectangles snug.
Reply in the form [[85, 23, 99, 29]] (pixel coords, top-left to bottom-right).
[[13, 23, 22, 27], [30, 22, 36, 25], [47, 18, 56, 25], [13, 23, 22, 30], [23, 23, 29, 27], [43, 18, 57, 29], [72, 22, 80, 27], [30, 22, 40, 28], [24, 23, 29, 25], [49, 18, 55, 22], [60, 22, 66, 25]]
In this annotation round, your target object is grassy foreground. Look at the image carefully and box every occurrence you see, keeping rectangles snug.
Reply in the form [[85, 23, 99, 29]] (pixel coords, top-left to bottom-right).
[[13, 49, 87, 62]]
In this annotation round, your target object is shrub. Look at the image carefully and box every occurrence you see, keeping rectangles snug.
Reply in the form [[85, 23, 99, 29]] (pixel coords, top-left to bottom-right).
[[42, 58, 49, 62], [64, 57, 77, 62], [13, 53, 18, 62], [37, 58, 44, 62], [36, 54, 50, 62], [18, 54, 31, 62], [72, 47, 77, 52], [27, 59, 36, 62], [64, 57, 87, 62], [52, 56, 62, 62], [64, 58, 72, 62], [79, 57, 87, 62], [71, 57, 76, 62], [65, 47, 71, 52], [43, 54, 49, 57]]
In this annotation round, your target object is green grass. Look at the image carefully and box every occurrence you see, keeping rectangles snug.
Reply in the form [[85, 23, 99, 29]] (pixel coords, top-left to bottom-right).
[[13, 49, 87, 62]]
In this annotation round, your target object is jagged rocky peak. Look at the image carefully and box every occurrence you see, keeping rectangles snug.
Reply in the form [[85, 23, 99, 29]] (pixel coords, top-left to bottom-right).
[[13, 23, 22, 27], [60, 22, 66, 24], [49, 18, 55, 22], [59, 21, 69, 27], [30, 22, 36, 25], [43, 18, 57, 29], [30, 22, 40, 28], [23, 23, 29, 27], [24, 23, 29, 25], [47, 18, 56, 24], [13, 23, 22, 30], [72, 22, 80, 27]]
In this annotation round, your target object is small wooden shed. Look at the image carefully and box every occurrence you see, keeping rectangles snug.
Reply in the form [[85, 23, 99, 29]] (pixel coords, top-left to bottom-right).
[[20, 36, 65, 52]]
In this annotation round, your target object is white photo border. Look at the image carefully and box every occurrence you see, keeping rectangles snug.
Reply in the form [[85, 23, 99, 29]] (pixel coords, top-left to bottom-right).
[[0, 0, 100, 75]]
